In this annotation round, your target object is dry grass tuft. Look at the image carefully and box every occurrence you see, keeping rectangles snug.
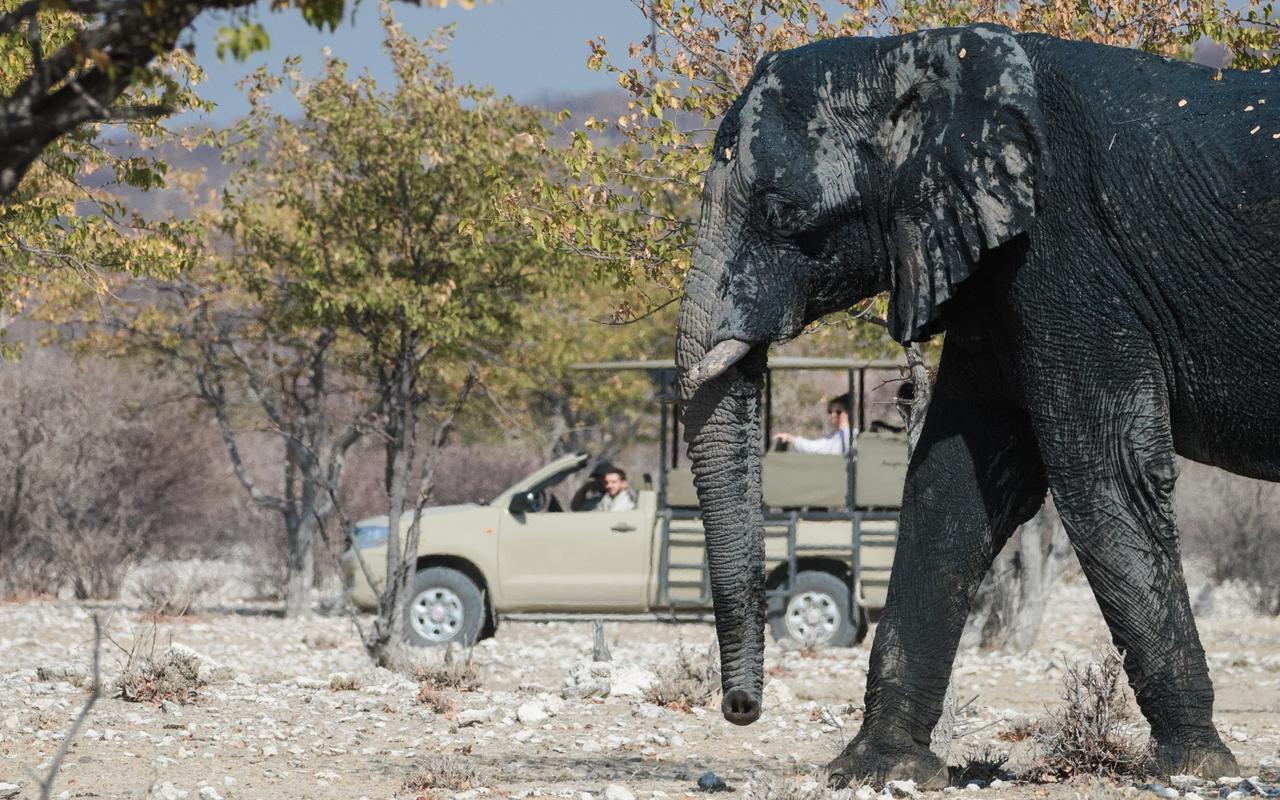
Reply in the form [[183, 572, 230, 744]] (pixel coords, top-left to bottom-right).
[[412, 647, 481, 692], [740, 769, 840, 800], [415, 684, 456, 716], [328, 673, 360, 691], [403, 754, 487, 797], [644, 644, 718, 712], [1033, 645, 1151, 780], [996, 716, 1041, 742]]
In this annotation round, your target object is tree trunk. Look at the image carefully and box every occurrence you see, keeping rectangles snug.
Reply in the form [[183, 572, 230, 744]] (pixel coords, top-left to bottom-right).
[[284, 512, 316, 618]]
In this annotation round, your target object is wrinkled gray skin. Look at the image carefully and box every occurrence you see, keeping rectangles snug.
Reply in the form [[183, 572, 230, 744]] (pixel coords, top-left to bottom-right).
[[675, 24, 1279, 787]]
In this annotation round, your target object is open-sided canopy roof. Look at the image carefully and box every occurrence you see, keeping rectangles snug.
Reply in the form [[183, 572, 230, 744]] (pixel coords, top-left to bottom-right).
[[569, 356, 906, 372]]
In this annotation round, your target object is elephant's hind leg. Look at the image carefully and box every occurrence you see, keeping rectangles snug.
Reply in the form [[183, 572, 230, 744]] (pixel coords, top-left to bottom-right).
[[830, 362, 1047, 789], [1034, 373, 1237, 779]]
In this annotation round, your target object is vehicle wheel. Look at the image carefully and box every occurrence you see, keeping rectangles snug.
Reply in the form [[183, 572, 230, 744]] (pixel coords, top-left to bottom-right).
[[768, 571, 865, 648], [404, 567, 486, 648]]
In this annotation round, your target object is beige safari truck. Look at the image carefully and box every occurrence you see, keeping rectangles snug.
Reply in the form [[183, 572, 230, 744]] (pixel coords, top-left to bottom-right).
[[339, 358, 908, 649]]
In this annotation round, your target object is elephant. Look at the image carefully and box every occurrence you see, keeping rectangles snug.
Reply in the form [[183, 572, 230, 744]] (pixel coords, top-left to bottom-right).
[[674, 23, 1279, 787]]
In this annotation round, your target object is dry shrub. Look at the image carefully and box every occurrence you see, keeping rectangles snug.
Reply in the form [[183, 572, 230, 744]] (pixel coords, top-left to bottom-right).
[[644, 644, 718, 711], [415, 684, 456, 716], [996, 716, 1041, 742], [135, 564, 215, 617], [1178, 461, 1280, 615], [412, 647, 480, 692], [740, 769, 832, 800], [403, 755, 487, 797], [954, 747, 1013, 786], [328, 673, 360, 691], [117, 646, 205, 705], [1034, 645, 1151, 780]]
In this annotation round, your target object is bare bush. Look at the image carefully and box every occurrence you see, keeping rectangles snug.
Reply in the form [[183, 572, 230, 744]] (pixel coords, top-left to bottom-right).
[[113, 621, 208, 705], [117, 647, 206, 705], [1178, 462, 1280, 615], [644, 644, 718, 711], [0, 352, 253, 600], [134, 564, 216, 617], [402, 755, 488, 796], [1034, 645, 1151, 780]]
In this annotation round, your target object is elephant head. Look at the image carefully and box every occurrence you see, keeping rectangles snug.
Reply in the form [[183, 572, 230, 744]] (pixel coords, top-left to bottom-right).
[[676, 24, 1047, 725]]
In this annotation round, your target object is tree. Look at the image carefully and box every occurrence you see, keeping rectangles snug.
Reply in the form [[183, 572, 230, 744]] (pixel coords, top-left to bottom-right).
[[225, 11, 557, 663], [0, 0, 479, 200]]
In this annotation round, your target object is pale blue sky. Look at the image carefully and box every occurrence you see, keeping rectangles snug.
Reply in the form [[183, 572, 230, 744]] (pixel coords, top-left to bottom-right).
[[182, 0, 648, 126]]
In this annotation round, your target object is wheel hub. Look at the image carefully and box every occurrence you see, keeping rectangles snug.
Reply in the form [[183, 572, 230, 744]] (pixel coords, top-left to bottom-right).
[[785, 590, 840, 645], [410, 586, 464, 642]]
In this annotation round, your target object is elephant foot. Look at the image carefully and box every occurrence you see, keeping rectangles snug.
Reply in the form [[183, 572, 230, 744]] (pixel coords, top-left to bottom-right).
[[827, 735, 949, 790], [1152, 738, 1239, 780]]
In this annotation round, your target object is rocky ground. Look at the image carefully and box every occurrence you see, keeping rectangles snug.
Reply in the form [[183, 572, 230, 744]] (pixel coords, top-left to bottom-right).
[[1, 564, 1278, 800]]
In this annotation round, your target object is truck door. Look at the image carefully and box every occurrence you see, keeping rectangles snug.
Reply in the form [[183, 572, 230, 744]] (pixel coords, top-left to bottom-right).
[[498, 493, 652, 610]]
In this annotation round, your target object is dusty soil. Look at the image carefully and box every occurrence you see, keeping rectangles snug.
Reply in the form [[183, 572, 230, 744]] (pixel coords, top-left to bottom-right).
[[2, 565, 1278, 800]]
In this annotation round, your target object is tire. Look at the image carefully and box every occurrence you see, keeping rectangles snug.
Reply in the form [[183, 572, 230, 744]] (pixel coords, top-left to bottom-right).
[[404, 567, 486, 648], [768, 570, 866, 648]]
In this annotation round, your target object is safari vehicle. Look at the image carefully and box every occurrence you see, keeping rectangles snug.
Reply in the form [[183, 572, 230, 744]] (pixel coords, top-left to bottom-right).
[[339, 358, 908, 649]]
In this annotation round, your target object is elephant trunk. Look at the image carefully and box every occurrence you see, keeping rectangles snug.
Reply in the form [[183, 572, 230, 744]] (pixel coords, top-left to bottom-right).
[[676, 188, 768, 725]]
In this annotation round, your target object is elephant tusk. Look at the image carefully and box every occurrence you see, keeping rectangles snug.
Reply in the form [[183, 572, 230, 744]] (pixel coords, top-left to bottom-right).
[[686, 339, 752, 389]]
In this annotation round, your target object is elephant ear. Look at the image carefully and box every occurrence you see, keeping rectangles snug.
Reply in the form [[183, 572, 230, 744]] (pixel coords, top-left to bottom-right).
[[882, 25, 1047, 343]]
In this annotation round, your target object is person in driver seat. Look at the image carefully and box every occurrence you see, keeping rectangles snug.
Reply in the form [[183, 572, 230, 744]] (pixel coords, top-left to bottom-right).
[[596, 466, 636, 512]]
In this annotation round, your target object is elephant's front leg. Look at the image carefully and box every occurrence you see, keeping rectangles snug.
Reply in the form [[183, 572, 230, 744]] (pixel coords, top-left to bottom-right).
[[1034, 375, 1236, 778], [829, 381, 1047, 789]]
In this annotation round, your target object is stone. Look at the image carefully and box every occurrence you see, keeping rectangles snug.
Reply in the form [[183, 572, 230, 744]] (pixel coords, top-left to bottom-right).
[[604, 785, 635, 800], [854, 787, 877, 800], [517, 702, 548, 724], [609, 665, 658, 697], [562, 662, 613, 699], [696, 772, 730, 793], [457, 708, 496, 726], [763, 678, 794, 706], [887, 780, 918, 798], [0, 783, 20, 799], [198, 788, 223, 800]]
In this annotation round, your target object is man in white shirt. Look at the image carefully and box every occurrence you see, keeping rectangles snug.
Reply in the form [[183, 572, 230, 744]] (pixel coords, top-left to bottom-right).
[[772, 393, 855, 455], [597, 467, 636, 512]]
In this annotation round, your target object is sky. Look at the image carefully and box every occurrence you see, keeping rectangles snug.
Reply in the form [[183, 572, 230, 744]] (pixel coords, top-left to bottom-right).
[[181, 0, 650, 126]]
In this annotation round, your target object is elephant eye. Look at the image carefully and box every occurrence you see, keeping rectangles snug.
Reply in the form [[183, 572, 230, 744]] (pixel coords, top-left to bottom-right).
[[794, 226, 830, 259], [762, 194, 804, 235]]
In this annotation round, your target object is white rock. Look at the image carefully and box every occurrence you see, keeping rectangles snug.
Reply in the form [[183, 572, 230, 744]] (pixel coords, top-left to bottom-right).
[[887, 780, 918, 798], [517, 702, 548, 724], [854, 786, 877, 800], [604, 784, 635, 800], [0, 783, 20, 800], [1155, 788, 1178, 799], [609, 665, 657, 697], [458, 708, 496, 727], [563, 662, 613, 699], [763, 678, 794, 706], [1231, 728, 1249, 742], [198, 788, 223, 800]]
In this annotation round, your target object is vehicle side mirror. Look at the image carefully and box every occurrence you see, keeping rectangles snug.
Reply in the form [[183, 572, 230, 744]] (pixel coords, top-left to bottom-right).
[[509, 491, 539, 514]]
